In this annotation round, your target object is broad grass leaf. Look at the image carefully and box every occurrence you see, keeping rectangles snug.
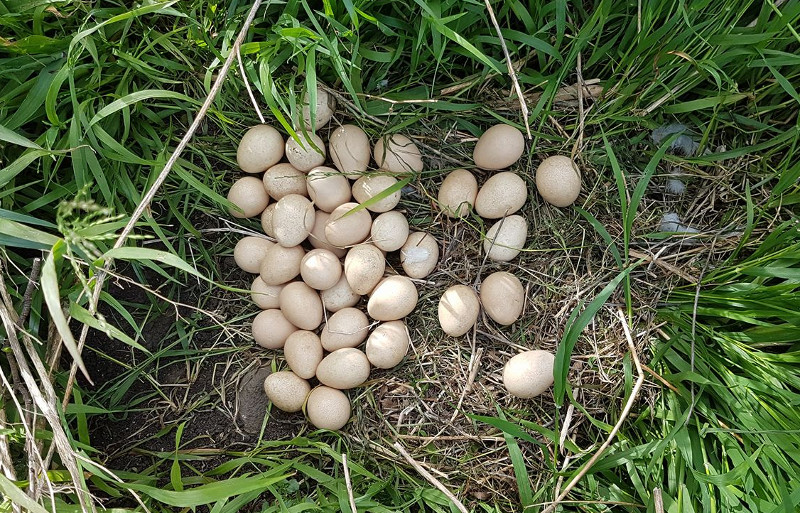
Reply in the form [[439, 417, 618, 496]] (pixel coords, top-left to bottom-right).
[[124, 473, 291, 507], [103, 247, 209, 283], [0, 474, 50, 513], [0, 122, 41, 149]]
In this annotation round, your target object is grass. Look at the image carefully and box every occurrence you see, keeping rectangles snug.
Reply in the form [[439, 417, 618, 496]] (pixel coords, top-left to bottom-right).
[[1, 0, 799, 512]]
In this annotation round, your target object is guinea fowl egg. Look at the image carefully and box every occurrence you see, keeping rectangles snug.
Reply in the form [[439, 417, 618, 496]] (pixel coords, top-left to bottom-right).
[[320, 274, 361, 312], [371, 211, 409, 252], [400, 232, 439, 279], [228, 176, 269, 218], [315, 348, 370, 390], [474, 172, 528, 219], [366, 320, 410, 369], [279, 282, 323, 331], [325, 202, 372, 248], [283, 331, 324, 379], [483, 215, 527, 262], [252, 309, 297, 349], [352, 175, 401, 213], [438, 285, 480, 337], [503, 350, 555, 398], [329, 124, 371, 179], [367, 276, 418, 321], [263, 163, 308, 200], [259, 244, 305, 285], [438, 169, 478, 217], [233, 236, 273, 273], [344, 244, 385, 295], [237, 124, 284, 174], [473, 123, 525, 170], [263, 371, 310, 412], [307, 167, 351, 213], [260, 204, 277, 237], [535, 156, 581, 207], [301, 86, 335, 130], [373, 134, 423, 175], [320, 307, 370, 351], [309, 211, 348, 258], [306, 386, 351, 431], [285, 132, 326, 172], [251, 276, 283, 310], [480, 272, 524, 325], [300, 249, 342, 291], [272, 194, 315, 247]]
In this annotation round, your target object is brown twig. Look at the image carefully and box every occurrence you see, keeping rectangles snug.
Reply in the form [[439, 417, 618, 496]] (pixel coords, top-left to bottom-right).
[[393, 442, 469, 513], [237, 45, 265, 124], [342, 453, 358, 513]]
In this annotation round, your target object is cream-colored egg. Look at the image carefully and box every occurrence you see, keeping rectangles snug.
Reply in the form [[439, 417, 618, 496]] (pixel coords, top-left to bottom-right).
[[325, 202, 372, 248], [329, 124, 370, 179], [259, 244, 305, 285], [320, 274, 361, 312], [438, 285, 480, 337], [438, 169, 478, 217], [483, 215, 527, 262], [260, 204, 277, 237], [480, 272, 524, 325], [251, 276, 283, 310], [283, 331, 324, 379], [272, 194, 315, 247], [365, 320, 409, 369], [474, 172, 528, 219], [279, 282, 323, 330], [307, 167, 351, 213], [352, 175, 401, 213], [228, 176, 269, 218], [370, 211, 409, 252], [473, 123, 525, 170], [320, 307, 370, 351], [373, 134, 423, 175], [301, 86, 335, 130], [315, 348, 370, 390], [300, 249, 342, 291], [503, 350, 555, 398], [233, 236, 273, 273], [306, 386, 350, 430], [285, 132, 326, 172], [367, 276, 418, 321], [237, 124, 284, 174], [535, 155, 581, 207], [263, 163, 308, 200], [263, 371, 310, 412], [344, 244, 385, 295], [400, 232, 439, 279], [309, 211, 348, 258], [252, 309, 297, 349]]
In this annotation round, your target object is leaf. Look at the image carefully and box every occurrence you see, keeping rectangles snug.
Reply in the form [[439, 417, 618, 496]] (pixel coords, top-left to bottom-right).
[[0, 473, 50, 513], [89, 90, 197, 127], [68, 303, 150, 354], [103, 247, 209, 283], [0, 218, 59, 246], [0, 149, 55, 188], [0, 122, 41, 149], [124, 473, 292, 507]]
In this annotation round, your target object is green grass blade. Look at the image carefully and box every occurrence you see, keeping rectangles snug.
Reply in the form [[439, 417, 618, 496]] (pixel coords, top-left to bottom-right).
[[0, 122, 41, 149], [124, 473, 293, 507]]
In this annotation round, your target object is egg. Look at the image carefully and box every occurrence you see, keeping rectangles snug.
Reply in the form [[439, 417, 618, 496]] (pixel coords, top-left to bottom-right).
[[325, 202, 372, 248], [344, 244, 385, 295], [272, 194, 315, 247], [503, 350, 555, 398], [306, 386, 350, 430], [300, 249, 342, 291], [307, 167, 351, 213], [473, 123, 525, 170], [373, 134, 423, 175], [260, 204, 277, 237], [301, 85, 335, 130], [474, 172, 527, 219], [352, 175, 401, 213], [438, 285, 480, 337], [329, 124, 371, 179], [263, 371, 310, 412], [263, 163, 308, 200], [252, 309, 297, 349], [480, 272, 524, 325], [315, 348, 370, 389], [320, 274, 361, 312], [320, 307, 370, 351], [251, 276, 283, 310], [365, 321, 410, 369], [237, 124, 284, 174], [535, 155, 581, 207], [285, 132, 326, 172], [308, 211, 348, 258], [233, 236, 273, 273], [484, 215, 527, 262], [259, 244, 305, 285], [438, 169, 478, 217], [227, 176, 269, 218], [367, 276, 418, 321], [370, 211, 409, 252], [283, 331, 324, 379], [400, 232, 439, 279], [279, 282, 323, 330]]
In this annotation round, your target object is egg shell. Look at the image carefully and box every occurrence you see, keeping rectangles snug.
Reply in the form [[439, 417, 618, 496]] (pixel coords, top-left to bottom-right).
[[329, 124, 370, 179], [315, 348, 370, 390], [365, 320, 409, 369], [300, 249, 342, 291], [438, 169, 478, 217], [237, 124, 284, 173], [301, 86, 335, 130], [260, 244, 305, 285], [251, 276, 284, 310], [284, 331, 324, 379], [260, 204, 277, 237], [352, 175, 401, 213], [535, 155, 581, 207], [252, 309, 297, 349], [503, 350, 555, 398], [484, 215, 527, 262], [279, 282, 323, 331], [263, 371, 310, 412], [373, 134, 423, 175], [400, 232, 439, 279], [474, 172, 528, 219], [473, 123, 525, 170], [320, 274, 361, 312], [263, 163, 308, 200], [438, 285, 480, 337], [272, 194, 315, 247], [480, 272, 524, 325], [228, 176, 269, 218], [367, 276, 418, 321], [344, 244, 385, 295], [371, 211, 409, 252], [285, 132, 326, 172], [325, 202, 372, 248], [233, 236, 273, 273], [307, 167, 351, 213], [306, 386, 350, 430], [320, 307, 370, 351], [309, 211, 348, 258]]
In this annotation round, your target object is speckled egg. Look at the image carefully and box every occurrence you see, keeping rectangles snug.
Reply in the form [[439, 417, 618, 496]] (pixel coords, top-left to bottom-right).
[[251, 276, 283, 310], [370, 211, 409, 252], [300, 249, 342, 291], [320, 307, 370, 351], [438, 169, 478, 217], [373, 134, 423, 175], [503, 350, 555, 398], [329, 124, 370, 179], [237, 124, 284, 174], [285, 132, 326, 172], [263, 163, 308, 200], [320, 274, 361, 312], [260, 203, 277, 237], [309, 211, 348, 258], [283, 331, 324, 379], [315, 348, 370, 390], [306, 386, 350, 430], [279, 281, 323, 331], [480, 272, 524, 325], [483, 215, 527, 262], [234, 236, 273, 273], [325, 202, 372, 248], [367, 276, 418, 321], [259, 244, 305, 285], [535, 155, 581, 207], [306, 166, 351, 213], [344, 244, 385, 295], [263, 371, 310, 412], [352, 175, 401, 213], [400, 232, 439, 279], [301, 86, 335, 130], [272, 194, 315, 247], [473, 123, 525, 170], [228, 176, 269, 218], [365, 320, 409, 369], [474, 172, 527, 219], [438, 285, 480, 337], [252, 309, 297, 349]]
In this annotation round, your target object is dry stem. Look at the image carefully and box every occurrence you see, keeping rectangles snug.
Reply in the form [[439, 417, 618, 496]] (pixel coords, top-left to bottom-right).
[[342, 453, 358, 513], [393, 441, 469, 513]]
